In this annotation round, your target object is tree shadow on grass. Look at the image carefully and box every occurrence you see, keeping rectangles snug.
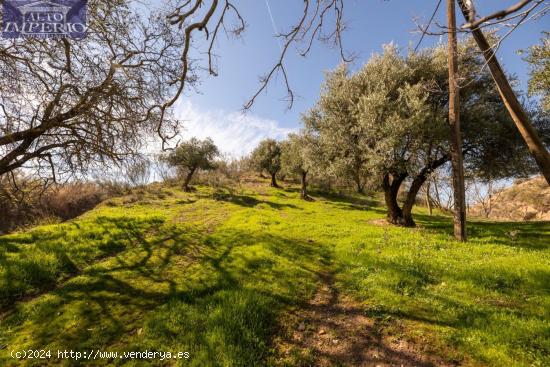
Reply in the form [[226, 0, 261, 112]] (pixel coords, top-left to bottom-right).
[[277, 272, 448, 367], [203, 190, 302, 210], [343, 251, 550, 366], [414, 212, 550, 251], [0, 216, 165, 311], [0, 227, 328, 366]]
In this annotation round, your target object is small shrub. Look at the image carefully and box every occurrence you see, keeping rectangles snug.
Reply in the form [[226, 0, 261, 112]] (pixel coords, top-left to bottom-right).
[[40, 183, 106, 220]]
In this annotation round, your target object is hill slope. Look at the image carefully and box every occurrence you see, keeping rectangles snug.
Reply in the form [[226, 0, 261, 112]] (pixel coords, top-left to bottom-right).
[[0, 181, 548, 366], [471, 176, 550, 221]]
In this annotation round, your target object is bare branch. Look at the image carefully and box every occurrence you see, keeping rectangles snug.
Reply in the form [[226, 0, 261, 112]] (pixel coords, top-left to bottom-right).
[[463, 0, 539, 29]]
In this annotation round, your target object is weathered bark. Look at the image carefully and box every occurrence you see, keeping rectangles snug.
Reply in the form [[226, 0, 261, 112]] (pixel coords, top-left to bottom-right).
[[382, 173, 407, 225], [183, 167, 196, 192], [300, 171, 308, 200], [401, 174, 431, 227], [458, 0, 550, 186], [383, 155, 451, 227], [448, 0, 467, 241], [270, 172, 279, 188]]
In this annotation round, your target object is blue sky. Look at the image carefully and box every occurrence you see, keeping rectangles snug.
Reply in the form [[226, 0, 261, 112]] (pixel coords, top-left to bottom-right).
[[166, 0, 549, 156]]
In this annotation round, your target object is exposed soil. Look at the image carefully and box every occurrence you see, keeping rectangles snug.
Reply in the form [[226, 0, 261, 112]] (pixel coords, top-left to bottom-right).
[[470, 176, 550, 221], [369, 218, 390, 226], [273, 273, 456, 367]]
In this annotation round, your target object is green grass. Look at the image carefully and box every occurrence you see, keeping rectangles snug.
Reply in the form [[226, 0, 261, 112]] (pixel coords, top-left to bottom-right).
[[0, 182, 548, 366]]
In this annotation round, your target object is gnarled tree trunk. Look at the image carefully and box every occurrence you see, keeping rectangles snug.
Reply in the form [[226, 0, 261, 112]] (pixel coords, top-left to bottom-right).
[[382, 173, 408, 225], [401, 174, 431, 227], [270, 172, 279, 188], [183, 167, 196, 192], [383, 156, 451, 227], [300, 171, 308, 200]]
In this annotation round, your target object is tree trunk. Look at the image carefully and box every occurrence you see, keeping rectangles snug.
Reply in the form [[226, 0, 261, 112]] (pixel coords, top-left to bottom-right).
[[457, 0, 550, 186], [433, 175, 442, 209], [354, 173, 364, 194], [183, 167, 196, 192], [447, 0, 467, 241], [270, 172, 279, 188], [382, 173, 407, 225], [300, 171, 308, 200], [401, 174, 432, 227], [353, 157, 365, 194], [486, 179, 493, 218], [425, 179, 433, 215], [383, 156, 449, 227]]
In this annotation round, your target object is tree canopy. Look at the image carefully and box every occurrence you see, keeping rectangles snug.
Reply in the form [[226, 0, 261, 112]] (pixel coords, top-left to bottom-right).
[[164, 138, 220, 191], [280, 131, 320, 199], [250, 139, 282, 188], [0, 1, 182, 182], [305, 42, 543, 226], [523, 32, 550, 113]]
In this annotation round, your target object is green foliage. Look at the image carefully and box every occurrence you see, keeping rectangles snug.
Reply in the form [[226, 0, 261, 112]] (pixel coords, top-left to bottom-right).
[[306, 42, 535, 185], [522, 32, 550, 112], [335, 213, 550, 367], [302, 65, 372, 192], [250, 139, 282, 176], [280, 131, 319, 178], [164, 137, 220, 174], [0, 181, 548, 366]]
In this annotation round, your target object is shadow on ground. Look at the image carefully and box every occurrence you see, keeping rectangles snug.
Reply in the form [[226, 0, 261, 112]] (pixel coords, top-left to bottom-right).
[[0, 220, 328, 366], [415, 212, 550, 250], [274, 272, 454, 367]]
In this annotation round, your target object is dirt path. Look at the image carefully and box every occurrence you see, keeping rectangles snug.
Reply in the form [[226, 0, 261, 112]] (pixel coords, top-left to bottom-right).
[[273, 273, 454, 367]]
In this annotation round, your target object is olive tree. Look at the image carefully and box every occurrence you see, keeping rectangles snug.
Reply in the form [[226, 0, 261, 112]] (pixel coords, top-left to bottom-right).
[[164, 138, 220, 191], [522, 32, 550, 113], [280, 131, 319, 199], [250, 139, 282, 188], [302, 66, 371, 194], [306, 43, 543, 226]]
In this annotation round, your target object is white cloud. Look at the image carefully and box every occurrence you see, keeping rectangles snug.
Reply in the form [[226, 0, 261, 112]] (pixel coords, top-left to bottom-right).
[[173, 100, 295, 157]]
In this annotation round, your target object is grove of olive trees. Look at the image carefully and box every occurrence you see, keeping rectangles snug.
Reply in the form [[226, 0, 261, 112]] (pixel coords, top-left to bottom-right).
[[293, 42, 548, 226]]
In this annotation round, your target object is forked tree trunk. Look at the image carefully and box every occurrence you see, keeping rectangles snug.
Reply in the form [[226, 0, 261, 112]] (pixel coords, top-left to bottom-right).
[[300, 171, 308, 200], [383, 156, 450, 227], [457, 0, 550, 186], [382, 173, 407, 225], [447, 0, 467, 241], [270, 172, 279, 188], [183, 167, 196, 192]]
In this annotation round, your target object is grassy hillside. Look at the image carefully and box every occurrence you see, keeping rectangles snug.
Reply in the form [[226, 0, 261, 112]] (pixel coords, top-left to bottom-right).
[[0, 181, 548, 366]]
